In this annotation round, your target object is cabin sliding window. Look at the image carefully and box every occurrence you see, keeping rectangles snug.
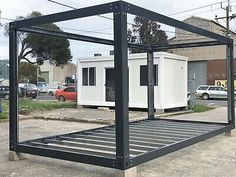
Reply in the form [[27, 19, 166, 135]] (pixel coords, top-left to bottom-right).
[[140, 65, 158, 86], [82, 67, 96, 86]]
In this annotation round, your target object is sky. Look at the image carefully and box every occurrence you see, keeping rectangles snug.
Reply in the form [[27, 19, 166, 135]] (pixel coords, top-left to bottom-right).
[[1, 0, 236, 63]]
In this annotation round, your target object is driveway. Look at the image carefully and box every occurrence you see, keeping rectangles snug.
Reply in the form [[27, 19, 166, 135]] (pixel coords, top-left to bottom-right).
[[0, 108, 236, 177]]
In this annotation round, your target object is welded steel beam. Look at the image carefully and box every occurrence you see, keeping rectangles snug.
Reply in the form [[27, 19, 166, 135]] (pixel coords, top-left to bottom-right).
[[9, 28, 19, 151], [18, 27, 147, 50], [16, 144, 115, 168], [147, 47, 155, 119], [125, 2, 231, 43], [226, 42, 235, 126], [130, 124, 234, 168], [152, 41, 225, 50], [10, 2, 115, 28], [113, 2, 130, 170]]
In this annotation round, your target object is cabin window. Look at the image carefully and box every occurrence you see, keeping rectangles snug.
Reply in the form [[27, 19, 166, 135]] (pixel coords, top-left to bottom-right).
[[82, 67, 96, 86], [140, 65, 158, 86], [89, 67, 96, 86]]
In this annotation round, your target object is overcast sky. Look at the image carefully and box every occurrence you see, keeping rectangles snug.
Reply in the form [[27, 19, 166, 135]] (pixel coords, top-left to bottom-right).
[[1, 0, 236, 62]]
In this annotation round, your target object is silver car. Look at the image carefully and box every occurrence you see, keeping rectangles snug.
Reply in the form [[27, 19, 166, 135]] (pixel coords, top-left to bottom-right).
[[195, 85, 228, 100]]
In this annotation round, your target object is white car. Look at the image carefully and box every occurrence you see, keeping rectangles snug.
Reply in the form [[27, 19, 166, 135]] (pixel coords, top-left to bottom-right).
[[37, 82, 47, 93], [195, 85, 228, 100], [47, 83, 65, 96]]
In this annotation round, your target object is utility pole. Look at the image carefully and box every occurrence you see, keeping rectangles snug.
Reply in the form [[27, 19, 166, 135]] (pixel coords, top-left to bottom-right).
[[226, 0, 230, 37], [215, 0, 232, 37]]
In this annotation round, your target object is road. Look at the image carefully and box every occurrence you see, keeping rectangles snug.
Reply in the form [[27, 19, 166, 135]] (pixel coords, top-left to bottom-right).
[[195, 98, 230, 107], [37, 94, 230, 107], [37, 94, 56, 101]]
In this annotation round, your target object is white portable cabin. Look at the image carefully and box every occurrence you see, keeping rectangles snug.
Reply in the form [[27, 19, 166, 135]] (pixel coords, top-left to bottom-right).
[[77, 52, 188, 111]]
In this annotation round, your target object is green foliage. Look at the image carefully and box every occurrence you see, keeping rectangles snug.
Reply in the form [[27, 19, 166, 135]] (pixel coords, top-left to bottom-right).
[[128, 16, 168, 53], [19, 62, 39, 84], [0, 99, 77, 119], [0, 100, 9, 119], [19, 99, 76, 115], [192, 104, 214, 112], [5, 11, 72, 66]]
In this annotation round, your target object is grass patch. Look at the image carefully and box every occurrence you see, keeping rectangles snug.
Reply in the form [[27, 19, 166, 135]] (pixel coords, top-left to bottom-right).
[[0, 99, 77, 119], [192, 104, 214, 112]]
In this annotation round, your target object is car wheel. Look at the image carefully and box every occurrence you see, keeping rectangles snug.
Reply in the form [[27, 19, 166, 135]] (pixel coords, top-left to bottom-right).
[[32, 96, 37, 99], [49, 91, 54, 96], [4, 94, 9, 100], [58, 95, 65, 102], [202, 93, 209, 100]]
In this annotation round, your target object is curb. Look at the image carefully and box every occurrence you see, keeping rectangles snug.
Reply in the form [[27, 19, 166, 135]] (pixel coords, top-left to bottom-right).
[[0, 110, 194, 124]]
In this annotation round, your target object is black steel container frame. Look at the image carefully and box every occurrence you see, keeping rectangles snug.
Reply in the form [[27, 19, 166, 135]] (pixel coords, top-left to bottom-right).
[[9, 1, 235, 170]]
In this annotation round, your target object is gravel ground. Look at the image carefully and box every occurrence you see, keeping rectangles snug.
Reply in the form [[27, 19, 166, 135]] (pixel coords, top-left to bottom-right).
[[28, 108, 148, 124]]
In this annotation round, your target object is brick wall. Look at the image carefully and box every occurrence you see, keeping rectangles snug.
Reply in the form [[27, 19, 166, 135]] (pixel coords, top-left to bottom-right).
[[207, 59, 236, 85]]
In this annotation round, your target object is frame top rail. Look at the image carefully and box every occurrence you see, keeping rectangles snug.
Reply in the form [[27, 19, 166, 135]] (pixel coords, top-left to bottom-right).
[[122, 1, 232, 44], [10, 1, 118, 29]]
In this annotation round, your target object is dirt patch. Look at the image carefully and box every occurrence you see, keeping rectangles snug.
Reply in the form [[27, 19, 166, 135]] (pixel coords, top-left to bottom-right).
[[29, 108, 148, 124]]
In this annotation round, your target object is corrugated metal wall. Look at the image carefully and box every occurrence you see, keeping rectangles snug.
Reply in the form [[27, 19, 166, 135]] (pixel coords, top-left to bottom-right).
[[188, 61, 207, 92]]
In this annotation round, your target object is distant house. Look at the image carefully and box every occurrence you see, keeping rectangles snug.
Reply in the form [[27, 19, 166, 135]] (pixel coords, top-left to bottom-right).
[[39, 61, 76, 84], [169, 16, 236, 91]]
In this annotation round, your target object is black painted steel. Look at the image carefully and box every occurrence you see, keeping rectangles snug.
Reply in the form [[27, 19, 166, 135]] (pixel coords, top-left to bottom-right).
[[9, 0, 235, 171], [226, 42, 235, 126], [11, 2, 115, 28], [17, 119, 230, 169], [147, 47, 155, 119], [113, 2, 130, 170], [152, 41, 225, 50], [9, 27, 18, 151], [18, 27, 147, 50], [126, 2, 231, 43]]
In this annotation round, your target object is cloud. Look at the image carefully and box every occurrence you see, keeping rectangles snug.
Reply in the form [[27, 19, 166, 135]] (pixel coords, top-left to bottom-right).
[[0, 46, 9, 59]]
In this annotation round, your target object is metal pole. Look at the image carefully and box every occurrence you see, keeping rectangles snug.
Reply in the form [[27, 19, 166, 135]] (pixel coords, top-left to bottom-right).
[[226, 0, 230, 37], [113, 3, 129, 170], [147, 47, 155, 119], [9, 26, 19, 151], [227, 42, 235, 126]]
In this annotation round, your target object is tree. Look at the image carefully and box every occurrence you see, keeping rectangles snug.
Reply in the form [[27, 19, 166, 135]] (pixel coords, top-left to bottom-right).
[[4, 11, 72, 66], [128, 16, 168, 53], [19, 62, 40, 84]]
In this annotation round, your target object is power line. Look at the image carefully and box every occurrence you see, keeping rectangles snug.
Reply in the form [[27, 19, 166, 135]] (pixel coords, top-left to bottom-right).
[[48, 0, 113, 21], [0, 16, 113, 35], [47, 0, 133, 26], [168, 0, 227, 16]]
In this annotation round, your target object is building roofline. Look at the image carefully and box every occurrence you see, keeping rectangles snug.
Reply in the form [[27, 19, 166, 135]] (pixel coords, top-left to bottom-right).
[[182, 16, 236, 35]]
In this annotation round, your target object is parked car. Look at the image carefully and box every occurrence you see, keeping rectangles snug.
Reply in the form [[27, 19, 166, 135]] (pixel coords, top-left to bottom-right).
[[55, 86, 76, 101], [37, 82, 47, 94], [0, 86, 10, 100], [195, 85, 229, 100], [19, 83, 38, 98], [47, 83, 66, 96]]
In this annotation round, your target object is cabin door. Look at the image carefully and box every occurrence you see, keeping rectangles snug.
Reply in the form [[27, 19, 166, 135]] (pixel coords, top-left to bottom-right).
[[105, 68, 115, 102]]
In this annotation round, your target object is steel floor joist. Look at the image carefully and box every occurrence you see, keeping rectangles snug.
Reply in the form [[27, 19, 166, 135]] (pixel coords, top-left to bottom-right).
[[16, 119, 232, 169]]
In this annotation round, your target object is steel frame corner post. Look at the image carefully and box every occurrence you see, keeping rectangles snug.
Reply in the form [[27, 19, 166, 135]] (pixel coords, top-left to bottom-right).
[[226, 41, 235, 127], [9, 24, 19, 151], [113, 2, 130, 170], [147, 47, 155, 119]]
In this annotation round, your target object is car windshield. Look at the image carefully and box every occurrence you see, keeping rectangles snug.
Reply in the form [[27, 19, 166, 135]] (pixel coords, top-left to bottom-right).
[[18, 83, 25, 87], [38, 83, 47, 87], [28, 84, 37, 89]]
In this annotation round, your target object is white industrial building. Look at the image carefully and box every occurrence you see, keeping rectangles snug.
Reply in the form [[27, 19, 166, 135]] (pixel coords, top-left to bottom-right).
[[77, 52, 188, 112]]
